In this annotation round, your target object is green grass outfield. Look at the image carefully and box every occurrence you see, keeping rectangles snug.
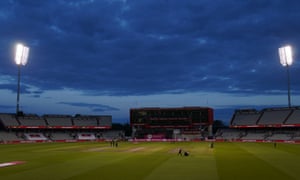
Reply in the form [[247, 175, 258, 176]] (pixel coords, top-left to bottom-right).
[[0, 141, 299, 180]]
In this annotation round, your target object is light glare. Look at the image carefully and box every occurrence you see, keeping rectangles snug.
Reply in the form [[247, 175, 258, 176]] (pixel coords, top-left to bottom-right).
[[15, 43, 30, 66], [279, 45, 293, 66]]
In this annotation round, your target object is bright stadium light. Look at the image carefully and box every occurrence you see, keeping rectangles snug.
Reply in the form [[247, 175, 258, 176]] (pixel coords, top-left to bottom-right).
[[15, 43, 29, 66], [278, 45, 293, 108], [279, 45, 293, 66], [15, 43, 30, 115]]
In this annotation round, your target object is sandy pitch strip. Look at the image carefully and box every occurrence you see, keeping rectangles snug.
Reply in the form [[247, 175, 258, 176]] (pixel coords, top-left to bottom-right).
[[127, 147, 145, 152], [169, 148, 181, 154], [84, 147, 111, 152]]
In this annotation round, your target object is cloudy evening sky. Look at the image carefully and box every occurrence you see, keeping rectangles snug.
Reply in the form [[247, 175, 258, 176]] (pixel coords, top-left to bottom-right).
[[1, 0, 300, 124]]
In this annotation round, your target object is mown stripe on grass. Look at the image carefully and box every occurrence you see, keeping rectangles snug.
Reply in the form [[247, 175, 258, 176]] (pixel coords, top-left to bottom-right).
[[236, 143, 300, 180], [65, 151, 171, 180], [214, 142, 295, 180], [144, 143, 219, 180], [0, 151, 130, 180]]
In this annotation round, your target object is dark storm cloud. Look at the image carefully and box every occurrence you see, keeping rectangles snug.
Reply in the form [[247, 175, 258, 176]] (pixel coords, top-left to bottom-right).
[[1, 0, 300, 96], [58, 102, 120, 112], [0, 83, 32, 94]]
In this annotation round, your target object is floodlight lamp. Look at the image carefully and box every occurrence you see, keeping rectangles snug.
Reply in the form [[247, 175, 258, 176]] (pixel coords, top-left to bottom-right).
[[15, 43, 29, 66], [279, 45, 293, 66]]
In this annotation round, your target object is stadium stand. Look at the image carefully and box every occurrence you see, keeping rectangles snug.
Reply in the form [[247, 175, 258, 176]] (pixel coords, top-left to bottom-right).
[[0, 113, 20, 127], [0, 131, 23, 142], [0, 112, 114, 143], [101, 130, 123, 140], [73, 115, 98, 127], [285, 109, 300, 124], [258, 108, 291, 125], [231, 107, 300, 127], [49, 132, 74, 141], [44, 114, 73, 126], [215, 129, 242, 140], [1, 106, 300, 143], [292, 130, 300, 140], [18, 114, 47, 126], [266, 133, 292, 141], [225, 107, 300, 143], [241, 130, 266, 140], [98, 116, 112, 127], [231, 109, 261, 126]]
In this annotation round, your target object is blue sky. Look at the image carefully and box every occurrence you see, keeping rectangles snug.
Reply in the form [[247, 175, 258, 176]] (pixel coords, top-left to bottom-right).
[[1, 0, 300, 124]]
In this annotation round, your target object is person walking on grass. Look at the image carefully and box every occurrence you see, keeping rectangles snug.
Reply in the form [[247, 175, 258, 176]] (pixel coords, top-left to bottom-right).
[[178, 148, 182, 156]]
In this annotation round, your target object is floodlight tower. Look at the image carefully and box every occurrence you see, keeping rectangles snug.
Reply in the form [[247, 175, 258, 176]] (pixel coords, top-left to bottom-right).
[[278, 45, 293, 108], [15, 43, 30, 115]]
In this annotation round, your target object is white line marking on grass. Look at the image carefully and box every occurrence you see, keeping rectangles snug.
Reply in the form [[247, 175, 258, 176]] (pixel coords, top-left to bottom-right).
[[0, 161, 25, 168]]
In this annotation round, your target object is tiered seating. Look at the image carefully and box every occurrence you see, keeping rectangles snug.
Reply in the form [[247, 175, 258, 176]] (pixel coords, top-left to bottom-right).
[[18, 114, 46, 126], [49, 132, 74, 140], [285, 109, 300, 124], [228, 107, 300, 142], [0, 131, 22, 141], [241, 130, 266, 140], [73, 115, 98, 127], [258, 109, 291, 125], [292, 130, 300, 140], [215, 129, 242, 140], [0, 113, 19, 127], [98, 116, 112, 126], [266, 133, 292, 141], [44, 114, 73, 126], [230, 107, 300, 127], [1, 113, 112, 128], [102, 130, 123, 140], [0, 112, 114, 142], [231, 109, 260, 126]]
